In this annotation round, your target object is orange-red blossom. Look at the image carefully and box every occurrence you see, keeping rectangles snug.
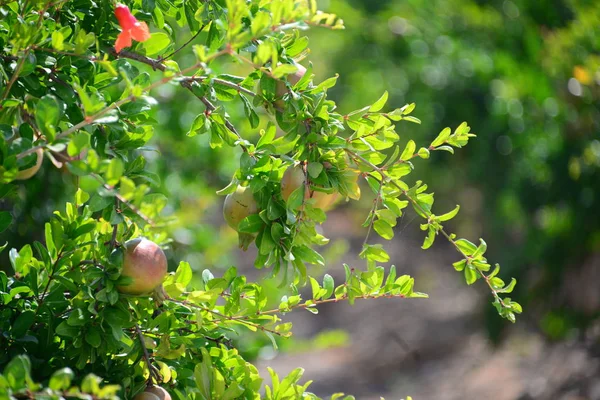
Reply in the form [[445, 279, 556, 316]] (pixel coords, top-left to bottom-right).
[[114, 3, 150, 53]]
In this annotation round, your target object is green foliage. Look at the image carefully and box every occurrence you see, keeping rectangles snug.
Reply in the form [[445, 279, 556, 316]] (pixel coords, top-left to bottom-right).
[[0, 0, 520, 398]]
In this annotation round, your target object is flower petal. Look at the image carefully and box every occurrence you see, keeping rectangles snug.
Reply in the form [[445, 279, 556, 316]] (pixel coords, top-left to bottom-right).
[[115, 4, 137, 30], [130, 21, 150, 42], [115, 31, 133, 53]]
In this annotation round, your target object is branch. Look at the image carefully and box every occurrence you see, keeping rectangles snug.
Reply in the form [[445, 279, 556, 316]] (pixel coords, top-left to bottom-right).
[[165, 297, 285, 337], [346, 149, 511, 311], [238, 291, 408, 318], [1, 52, 27, 102], [212, 78, 256, 97], [188, 76, 257, 97], [15, 47, 229, 160], [93, 174, 156, 227]]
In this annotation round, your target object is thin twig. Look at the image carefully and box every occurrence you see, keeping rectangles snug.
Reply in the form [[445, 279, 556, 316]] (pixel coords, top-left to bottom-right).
[[136, 324, 161, 384], [108, 198, 120, 249], [92, 174, 156, 226], [188, 76, 257, 97], [160, 24, 206, 61], [362, 178, 383, 247], [33, 251, 63, 319]]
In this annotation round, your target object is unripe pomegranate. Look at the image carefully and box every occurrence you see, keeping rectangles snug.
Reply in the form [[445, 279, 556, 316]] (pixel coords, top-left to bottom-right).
[[223, 185, 259, 250], [15, 148, 43, 180], [223, 185, 258, 230], [280, 165, 339, 210], [275, 64, 307, 109], [116, 238, 168, 295], [133, 386, 171, 400]]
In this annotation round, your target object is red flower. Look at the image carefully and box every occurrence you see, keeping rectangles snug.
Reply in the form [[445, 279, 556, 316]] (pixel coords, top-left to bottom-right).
[[114, 3, 150, 53]]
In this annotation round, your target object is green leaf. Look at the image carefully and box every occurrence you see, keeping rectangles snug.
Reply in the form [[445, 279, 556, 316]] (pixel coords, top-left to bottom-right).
[[55, 321, 79, 338], [80, 374, 101, 394], [437, 205, 460, 222], [251, 11, 272, 36], [67, 132, 90, 157], [49, 368, 74, 391], [174, 261, 193, 287], [431, 127, 451, 147], [85, 329, 102, 348], [400, 140, 416, 161], [0, 211, 12, 233], [257, 125, 276, 148], [322, 274, 334, 299], [434, 145, 454, 154], [35, 95, 61, 142], [4, 355, 32, 390], [373, 219, 394, 240], [194, 348, 213, 398], [187, 113, 209, 137], [359, 244, 390, 263], [106, 158, 124, 186], [417, 147, 430, 159], [307, 162, 323, 178], [403, 115, 421, 124], [369, 91, 388, 112], [422, 226, 436, 249], [238, 214, 264, 233], [293, 245, 325, 266], [240, 93, 259, 129], [307, 75, 339, 93], [464, 267, 477, 285], [11, 310, 35, 338], [471, 238, 488, 258], [142, 32, 171, 56], [452, 259, 467, 272], [455, 238, 477, 256], [272, 64, 299, 79], [498, 278, 517, 294]]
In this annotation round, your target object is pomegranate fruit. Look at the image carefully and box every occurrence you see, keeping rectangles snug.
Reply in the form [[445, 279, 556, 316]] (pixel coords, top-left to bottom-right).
[[116, 238, 168, 295], [133, 386, 172, 400], [223, 185, 259, 250], [280, 165, 339, 210]]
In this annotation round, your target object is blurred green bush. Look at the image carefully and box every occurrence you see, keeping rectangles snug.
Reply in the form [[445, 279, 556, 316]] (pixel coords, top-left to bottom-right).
[[306, 0, 600, 339]]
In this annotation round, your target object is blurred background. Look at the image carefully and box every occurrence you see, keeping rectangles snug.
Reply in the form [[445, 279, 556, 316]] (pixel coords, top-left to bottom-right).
[[3, 0, 600, 398]]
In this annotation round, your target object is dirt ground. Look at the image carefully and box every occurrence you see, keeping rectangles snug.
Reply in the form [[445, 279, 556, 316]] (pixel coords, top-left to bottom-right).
[[240, 210, 600, 400]]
